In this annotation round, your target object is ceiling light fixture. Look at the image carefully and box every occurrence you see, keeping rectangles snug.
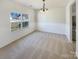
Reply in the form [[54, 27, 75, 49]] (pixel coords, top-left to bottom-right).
[[40, 0, 48, 12]]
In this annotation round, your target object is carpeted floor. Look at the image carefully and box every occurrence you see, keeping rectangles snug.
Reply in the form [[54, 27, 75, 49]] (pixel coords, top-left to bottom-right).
[[0, 31, 76, 59]]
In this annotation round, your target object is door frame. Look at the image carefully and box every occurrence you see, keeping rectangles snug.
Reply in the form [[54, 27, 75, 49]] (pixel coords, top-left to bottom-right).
[[70, 0, 78, 57]]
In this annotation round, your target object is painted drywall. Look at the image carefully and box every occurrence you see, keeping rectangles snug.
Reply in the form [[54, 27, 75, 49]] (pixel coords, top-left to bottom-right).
[[0, 0, 36, 48], [37, 8, 66, 35]]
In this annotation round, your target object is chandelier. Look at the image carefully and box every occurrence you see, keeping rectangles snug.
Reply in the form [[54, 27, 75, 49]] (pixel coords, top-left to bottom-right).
[[40, 0, 48, 12]]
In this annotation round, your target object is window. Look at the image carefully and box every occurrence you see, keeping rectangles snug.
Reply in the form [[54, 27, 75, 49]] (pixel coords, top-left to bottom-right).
[[10, 12, 29, 31], [11, 22, 21, 31], [22, 22, 28, 28]]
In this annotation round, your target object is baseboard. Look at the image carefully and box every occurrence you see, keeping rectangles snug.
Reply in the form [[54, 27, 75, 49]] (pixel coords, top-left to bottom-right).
[[37, 30, 66, 36]]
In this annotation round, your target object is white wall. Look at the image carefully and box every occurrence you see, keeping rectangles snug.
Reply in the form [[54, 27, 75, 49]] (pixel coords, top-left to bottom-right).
[[0, 0, 36, 48], [37, 8, 66, 35]]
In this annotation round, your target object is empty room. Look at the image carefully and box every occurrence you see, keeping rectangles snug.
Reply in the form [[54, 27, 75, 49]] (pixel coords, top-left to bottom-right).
[[0, 0, 77, 59]]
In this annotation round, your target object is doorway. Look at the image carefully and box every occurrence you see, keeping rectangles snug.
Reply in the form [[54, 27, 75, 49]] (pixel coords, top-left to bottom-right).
[[71, 2, 76, 52]]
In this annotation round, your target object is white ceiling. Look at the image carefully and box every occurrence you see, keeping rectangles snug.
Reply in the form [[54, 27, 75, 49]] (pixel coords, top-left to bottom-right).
[[13, 0, 72, 9]]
